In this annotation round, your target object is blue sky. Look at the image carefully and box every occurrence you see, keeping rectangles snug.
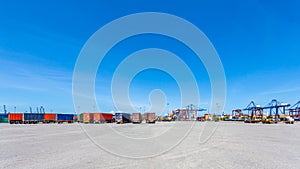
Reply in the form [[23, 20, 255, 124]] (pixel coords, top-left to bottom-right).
[[0, 0, 299, 114]]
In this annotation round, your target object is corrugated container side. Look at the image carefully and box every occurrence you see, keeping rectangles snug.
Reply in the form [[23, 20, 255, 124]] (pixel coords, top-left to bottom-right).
[[8, 113, 23, 124], [132, 113, 142, 123], [44, 114, 56, 122], [24, 113, 44, 122], [0, 114, 8, 123], [101, 113, 113, 122], [146, 113, 156, 123], [57, 114, 74, 123], [93, 113, 101, 123]]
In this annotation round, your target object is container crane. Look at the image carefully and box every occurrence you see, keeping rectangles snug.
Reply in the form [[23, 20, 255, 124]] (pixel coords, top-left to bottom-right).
[[262, 99, 290, 118], [3, 105, 7, 114], [243, 101, 263, 117], [288, 101, 300, 118], [40, 106, 45, 114], [185, 104, 207, 120]]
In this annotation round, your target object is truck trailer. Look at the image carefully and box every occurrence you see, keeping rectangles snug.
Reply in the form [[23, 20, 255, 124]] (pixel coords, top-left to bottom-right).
[[132, 113, 142, 124], [146, 112, 156, 123], [115, 113, 131, 124]]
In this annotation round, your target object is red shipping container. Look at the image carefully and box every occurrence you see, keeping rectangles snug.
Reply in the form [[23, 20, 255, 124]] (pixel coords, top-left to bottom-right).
[[44, 114, 56, 123], [8, 113, 23, 124], [101, 113, 113, 122], [94, 113, 113, 123]]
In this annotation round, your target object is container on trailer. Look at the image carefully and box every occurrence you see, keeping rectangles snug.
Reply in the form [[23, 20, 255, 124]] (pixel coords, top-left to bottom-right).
[[132, 113, 142, 123], [0, 114, 8, 123], [94, 113, 113, 123], [145, 112, 156, 123], [8, 113, 23, 124], [57, 114, 74, 123], [23, 113, 44, 123], [101, 113, 113, 123], [44, 114, 56, 123], [79, 113, 94, 123], [115, 113, 131, 124]]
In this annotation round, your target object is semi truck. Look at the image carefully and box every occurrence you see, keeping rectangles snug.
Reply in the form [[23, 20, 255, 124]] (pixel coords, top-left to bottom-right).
[[132, 113, 142, 124], [115, 113, 131, 124], [145, 112, 156, 123]]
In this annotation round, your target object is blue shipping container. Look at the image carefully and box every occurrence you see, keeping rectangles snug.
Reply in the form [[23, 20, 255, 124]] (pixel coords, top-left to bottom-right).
[[23, 113, 44, 121], [57, 114, 74, 121], [0, 114, 8, 118], [0, 114, 8, 123]]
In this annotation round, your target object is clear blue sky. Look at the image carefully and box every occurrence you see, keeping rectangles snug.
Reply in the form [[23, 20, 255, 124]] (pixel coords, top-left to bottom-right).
[[0, 0, 299, 114]]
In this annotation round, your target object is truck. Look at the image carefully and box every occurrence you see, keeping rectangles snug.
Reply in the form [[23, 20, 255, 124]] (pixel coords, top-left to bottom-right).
[[44, 113, 56, 123], [115, 113, 131, 124], [8, 113, 23, 124], [79, 113, 94, 123], [145, 112, 156, 123], [23, 113, 44, 124], [132, 113, 142, 124], [284, 116, 294, 124], [57, 114, 74, 123], [93, 113, 113, 123]]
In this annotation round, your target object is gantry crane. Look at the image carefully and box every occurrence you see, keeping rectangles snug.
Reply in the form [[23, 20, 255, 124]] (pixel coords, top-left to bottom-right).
[[243, 101, 263, 118], [172, 104, 206, 121], [262, 99, 290, 118], [288, 101, 300, 117], [3, 105, 7, 114]]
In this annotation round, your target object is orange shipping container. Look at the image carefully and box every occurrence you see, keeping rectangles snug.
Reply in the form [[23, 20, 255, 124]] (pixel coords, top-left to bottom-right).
[[93, 113, 101, 123], [8, 113, 23, 123], [44, 114, 56, 122]]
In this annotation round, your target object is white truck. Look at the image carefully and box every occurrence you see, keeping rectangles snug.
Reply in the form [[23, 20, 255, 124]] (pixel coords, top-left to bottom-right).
[[285, 116, 294, 124]]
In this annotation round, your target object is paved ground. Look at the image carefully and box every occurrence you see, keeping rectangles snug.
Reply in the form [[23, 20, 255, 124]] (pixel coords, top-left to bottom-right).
[[0, 122, 299, 169]]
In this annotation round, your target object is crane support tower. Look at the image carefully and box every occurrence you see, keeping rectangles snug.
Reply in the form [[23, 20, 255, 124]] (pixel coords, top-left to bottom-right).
[[263, 99, 290, 118]]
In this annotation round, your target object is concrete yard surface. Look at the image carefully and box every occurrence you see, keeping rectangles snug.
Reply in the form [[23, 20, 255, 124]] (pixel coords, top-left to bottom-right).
[[0, 122, 299, 169]]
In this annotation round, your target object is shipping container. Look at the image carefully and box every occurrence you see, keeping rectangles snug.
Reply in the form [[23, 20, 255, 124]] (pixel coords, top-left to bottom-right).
[[57, 114, 74, 123], [44, 114, 56, 123], [132, 113, 142, 123], [23, 113, 44, 124], [8, 113, 23, 124], [93, 113, 113, 123], [115, 113, 131, 124], [145, 112, 156, 123], [79, 113, 94, 123], [0, 114, 8, 123]]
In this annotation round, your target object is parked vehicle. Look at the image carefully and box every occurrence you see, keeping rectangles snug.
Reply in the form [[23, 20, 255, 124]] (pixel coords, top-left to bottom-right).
[[132, 113, 142, 123], [115, 113, 131, 124], [93, 113, 113, 123], [23, 113, 44, 124], [57, 114, 74, 123], [79, 113, 94, 123], [8, 113, 23, 124], [284, 116, 294, 124], [44, 114, 56, 123], [145, 112, 156, 123]]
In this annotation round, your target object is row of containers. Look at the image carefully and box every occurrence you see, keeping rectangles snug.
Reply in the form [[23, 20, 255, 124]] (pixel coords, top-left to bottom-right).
[[0, 113, 76, 124], [79, 112, 156, 124], [0, 112, 157, 124]]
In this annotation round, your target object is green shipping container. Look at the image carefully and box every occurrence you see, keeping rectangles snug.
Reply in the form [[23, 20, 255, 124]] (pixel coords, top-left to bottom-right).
[[0, 117, 8, 123]]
